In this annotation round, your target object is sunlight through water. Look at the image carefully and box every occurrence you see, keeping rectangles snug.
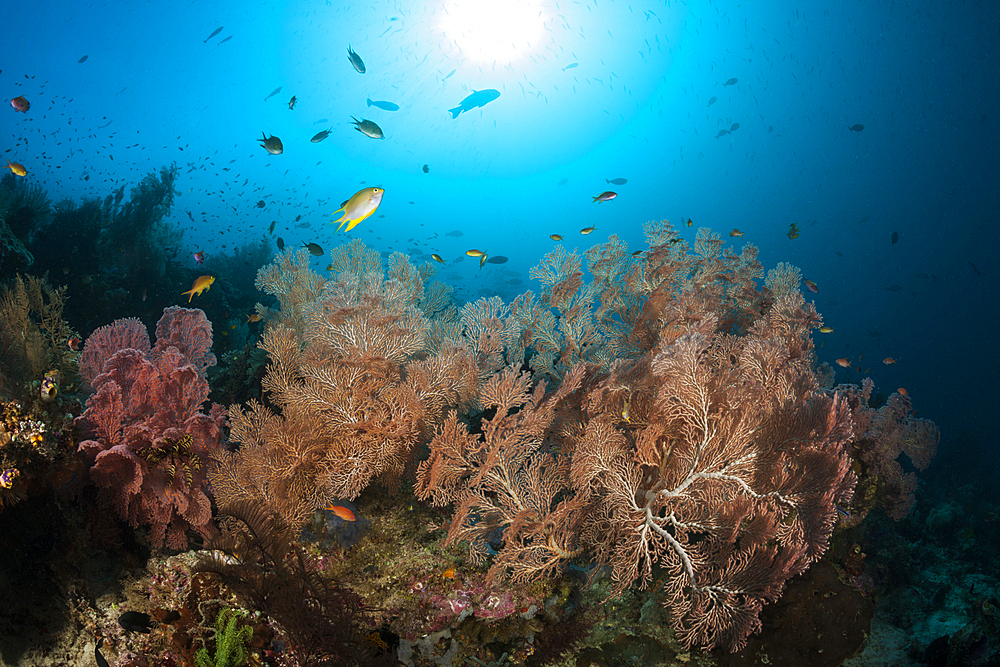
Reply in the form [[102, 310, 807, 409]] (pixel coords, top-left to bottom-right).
[[437, 0, 547, 65]]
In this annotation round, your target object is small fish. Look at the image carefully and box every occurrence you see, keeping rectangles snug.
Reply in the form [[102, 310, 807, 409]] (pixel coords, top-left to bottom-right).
[[366, 98, 399, 111], [40, 374, 58, 402], [562, 62, 579, 70], [593, 191, 617, 203], [182, 275, 215, 302], [443, 69, 457, 80], [311, 128, 332, 143], [716, 129, 729, 138], [730, 122, 740, 131], [347, 46, 366, 73], [10, 96, 29, 112], [4, 160, 26, 177], [327, 504, 357, 521], [581, 226, 597, 234], [95, 638, 110, 667], [803, 279, 818, 293], [480, 254, 488, 269], [431, 254, 445, 264], [729, 229, 743, 238], [686, 218, 693, 227], [288, 95, 297, 110], [247, 313, 264, 323], [204, 26, 224, 43], [834, 505, 851, 518], [67, 337, 82, 351], [486, 255, 508, 264], [263, 86, 283, 102], [891, 231, 899, 245], [848, 124, 864, 132], [331, 187, 384, 232], [707, 96, 717, 107], [276, 237, 284, 250], [606, 177, 627, 185], [787, 223, 800, 239], [422, 164, 429, 173], [557, 177, 569, 186], [897, 387, 909, 397], [268, 220, 277, 234], [78, 55, 89, 63], [259, 133, 283, 154], [724, 77, 738, 86], [118, 611, 155, 634], [549, 234, 563, 241], [302, 242, 324, 256], [818, 326, 834, 334], [465, 249, 486, 258], [835, 358, 851, 368], [350, 116, 384, 139], [883, 357, 897, 365], [193, 250, 205, 265], [217, 36, 232, 45], [256, 200, 266, 209], [448, 89, 500, 118]]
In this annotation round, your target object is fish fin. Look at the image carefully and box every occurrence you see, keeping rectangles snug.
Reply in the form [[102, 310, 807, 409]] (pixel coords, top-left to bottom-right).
[[344, 219, 362, 232], [448, 106, 461, 119], [336, 218, 350, 232], [367, 98, 372, 107]]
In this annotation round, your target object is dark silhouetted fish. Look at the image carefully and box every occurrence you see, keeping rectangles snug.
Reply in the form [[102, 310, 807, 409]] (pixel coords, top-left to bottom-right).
[[557, 177, 569, 186], [95, 638, 110, 667], [78, 55, 88, 63], [445, 230, 464, 237], [448, 89, 500, 118], [264, 87, 282, 102], [848, 124, 864, 132], [367, 98, 399, 111], [715, 129, 729, 138], [311, 128, 332, 143], [422, 164, 429, 173], [707, 96, 716, 106], [276, 237, 284, 250], [724, 78, 738, 86], [891, 231, 898, 245], [217, 36, 232, 45], [348, 45, 366, 73], [119, 611, 154, 634], [606, 178, 627, 185], [486, 255, 508, 264], [730, 123, 740, 131], [204, 27, 223, 43]]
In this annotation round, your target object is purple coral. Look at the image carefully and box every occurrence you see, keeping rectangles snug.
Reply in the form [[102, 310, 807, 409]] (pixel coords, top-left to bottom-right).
[[75, 307, 226, 548]]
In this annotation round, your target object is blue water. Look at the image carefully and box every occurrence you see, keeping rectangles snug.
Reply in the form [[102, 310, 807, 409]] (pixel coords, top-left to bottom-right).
[[4, 0, 998, 579]]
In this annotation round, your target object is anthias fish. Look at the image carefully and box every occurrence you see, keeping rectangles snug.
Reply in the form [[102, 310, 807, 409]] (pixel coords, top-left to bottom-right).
[[331, 187, 384, 232]]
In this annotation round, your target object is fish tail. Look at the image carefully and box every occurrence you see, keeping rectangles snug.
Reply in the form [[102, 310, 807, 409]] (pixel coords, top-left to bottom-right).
[[448, 106, 461, 119], [367, 98, 372, 107]]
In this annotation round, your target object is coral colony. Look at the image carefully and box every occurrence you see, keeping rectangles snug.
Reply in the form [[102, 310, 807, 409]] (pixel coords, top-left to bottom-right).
[[0, 169, 942, 666]]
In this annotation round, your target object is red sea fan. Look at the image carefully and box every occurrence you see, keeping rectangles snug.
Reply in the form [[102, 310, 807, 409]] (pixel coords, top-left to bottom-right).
[[78, 316, 150, 388]]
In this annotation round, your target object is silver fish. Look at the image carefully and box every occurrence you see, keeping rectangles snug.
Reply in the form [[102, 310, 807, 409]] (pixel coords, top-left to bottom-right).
[[350, 116, 383, 139], [347, 46, 366, 73]]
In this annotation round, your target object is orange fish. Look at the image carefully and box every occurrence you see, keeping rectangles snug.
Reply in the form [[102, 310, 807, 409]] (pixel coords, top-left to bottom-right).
[[729, 229, 744, 238], [442, 567, 456, 579], [4, 160, 26, 177], [883, 357, 896, 365], [182, 275, 215, 302], [10, 96, 29, 112], [326, 505, 357, 522], [246, 313, 264, 323], [897, 387, 909, 397], [835, 358, 851, 368]]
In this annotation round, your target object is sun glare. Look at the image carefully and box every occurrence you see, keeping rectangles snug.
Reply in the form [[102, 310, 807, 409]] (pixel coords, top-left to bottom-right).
[[438, 0, 546, 64]]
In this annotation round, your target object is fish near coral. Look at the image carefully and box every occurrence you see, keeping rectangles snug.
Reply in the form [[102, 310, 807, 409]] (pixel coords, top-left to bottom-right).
[[193, 250, 205, 265], [258, 132, 283, 154], [40, 370, 59, 402], [182, 275, 215, 302], [10, 96, 29, 112], [4, 160, 26, 177], [326, 505, 357, 521], [330, 187, 383, 232], [118, 611, 155, 634], [803, 279, 818, 293]]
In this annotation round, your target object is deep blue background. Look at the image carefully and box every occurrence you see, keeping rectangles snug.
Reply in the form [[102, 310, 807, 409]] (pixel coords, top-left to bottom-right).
[[3, 0, 998, 484]]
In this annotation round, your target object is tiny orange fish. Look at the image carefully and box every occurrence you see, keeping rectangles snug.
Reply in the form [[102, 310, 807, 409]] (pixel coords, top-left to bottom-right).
[[442, 567, 456, 579], [4, 160, 26, 177], [182, 275, 215, 302], [326, 505, 357, 521], [835, 358, 851, 368], [897, 387, 909, 397], [883, 357, 896, 365], [246, 313, 264, 323]]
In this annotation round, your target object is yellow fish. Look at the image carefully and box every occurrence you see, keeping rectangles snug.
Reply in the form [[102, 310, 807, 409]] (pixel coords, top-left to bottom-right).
[[549, 234, 563, 240], [431, 254, 445, 264], [4, 160, 26, 177], [330, 187, 384, 232], [182, 275, 215, 302], [581, 226, 597, 234], [819, 326, 834, 334], [729, 229, 743, 238], [465, 249, 486, 258]]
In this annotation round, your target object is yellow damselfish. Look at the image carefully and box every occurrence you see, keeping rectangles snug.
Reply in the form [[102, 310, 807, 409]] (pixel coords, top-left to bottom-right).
[[331, 187, 384, 232]]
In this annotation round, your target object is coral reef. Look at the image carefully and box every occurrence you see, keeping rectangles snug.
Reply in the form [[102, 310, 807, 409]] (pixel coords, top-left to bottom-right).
[[75, 306, 226, 548]]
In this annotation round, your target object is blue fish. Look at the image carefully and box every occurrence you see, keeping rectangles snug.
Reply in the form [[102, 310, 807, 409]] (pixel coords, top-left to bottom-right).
[[366, 98, 399, 111], [448, 89, 500, 119]]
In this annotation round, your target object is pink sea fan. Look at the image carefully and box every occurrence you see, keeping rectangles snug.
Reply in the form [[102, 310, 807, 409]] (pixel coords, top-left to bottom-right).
[[78, 317, 151, 388], [151, 306, 216, 377]]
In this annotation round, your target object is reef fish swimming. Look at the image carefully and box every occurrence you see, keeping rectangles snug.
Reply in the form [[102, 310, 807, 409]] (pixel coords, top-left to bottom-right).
[[350, 117, 383, 139], [331, 187, 384, 232], [347, 45, 366, 73], [258, 132, 283, 154], [448, 89, 500, 118], [366, 98, 399, 111]]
